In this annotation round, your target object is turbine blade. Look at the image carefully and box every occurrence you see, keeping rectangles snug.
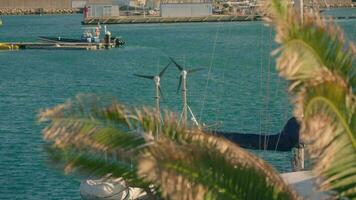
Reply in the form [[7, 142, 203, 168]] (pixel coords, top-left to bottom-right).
[[177, 76, 182, 94], [169, 57, 183, 71], [159, 62, 171, 77], [133, 74, 154, 79], [158, 85, 164, 100], [187, 68, 204, 74]]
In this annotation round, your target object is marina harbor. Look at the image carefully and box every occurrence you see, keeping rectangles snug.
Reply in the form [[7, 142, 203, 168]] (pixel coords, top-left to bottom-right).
[[0, 0, 355, 200]]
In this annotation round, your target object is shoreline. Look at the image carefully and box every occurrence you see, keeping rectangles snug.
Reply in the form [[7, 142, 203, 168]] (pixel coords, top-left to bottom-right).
[[0, 8, 81, 15], [0, 5, 355, 16], [82, 15, 262, 25]]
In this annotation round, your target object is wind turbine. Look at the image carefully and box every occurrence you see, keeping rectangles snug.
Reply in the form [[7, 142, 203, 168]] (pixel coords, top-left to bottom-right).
[[134, 62, 171, 120], [169, 57, 203, 127]]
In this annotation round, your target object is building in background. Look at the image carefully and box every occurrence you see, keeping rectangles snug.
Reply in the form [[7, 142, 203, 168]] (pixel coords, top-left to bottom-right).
[[0, 0, 72, 9], [160, 0, 212, 17], [72, 0, 87, 8], [0, 0, 124, 9], [84, 3, 120, 17]]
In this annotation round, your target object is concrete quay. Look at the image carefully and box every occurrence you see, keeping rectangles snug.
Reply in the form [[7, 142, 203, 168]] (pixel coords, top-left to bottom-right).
[[0, 8, 80, 15], [82, 15, 261, 25]]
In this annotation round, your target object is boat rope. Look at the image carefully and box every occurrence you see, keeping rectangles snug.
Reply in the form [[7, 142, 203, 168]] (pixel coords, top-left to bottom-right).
[[264, 27, 273, 150], [187, 105, 200, 127], [275, 101, 290, 151], [178, 104, 184, 125], [258, 21, 265, 151], [198, 22, 221, 123], [211, 22, 233, 133], [354, 20, 356, 33]]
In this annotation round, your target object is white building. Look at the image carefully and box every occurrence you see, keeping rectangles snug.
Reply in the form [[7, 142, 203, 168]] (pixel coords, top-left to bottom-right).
[[72, 0, 88, 8], [84, 4, 120, 17], [160, 0, 212, 17]]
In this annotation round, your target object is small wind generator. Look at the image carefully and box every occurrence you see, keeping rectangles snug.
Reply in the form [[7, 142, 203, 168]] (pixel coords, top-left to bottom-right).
[[133, 62, 171, 120], [169, 57, 203, 127]]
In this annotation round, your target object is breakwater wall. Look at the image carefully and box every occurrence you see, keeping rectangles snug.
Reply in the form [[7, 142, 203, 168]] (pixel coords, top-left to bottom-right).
[[83, 15, 261, 25], [0, 0, 81, 15], [0, 8, 80, 15], [0, 0, 72, 9]]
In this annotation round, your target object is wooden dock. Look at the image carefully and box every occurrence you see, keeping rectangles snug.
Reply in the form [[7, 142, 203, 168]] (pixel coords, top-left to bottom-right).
[[82, 15, 261, 25]]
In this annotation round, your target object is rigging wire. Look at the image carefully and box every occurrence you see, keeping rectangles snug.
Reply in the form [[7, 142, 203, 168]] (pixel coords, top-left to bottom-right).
[[198, 23, 222, 123], [264, 26, 273, 150], [212, 22, 234, 133], [271, 51, 287, 152], [275, 99, 290, 151], [258, 21, 265, 151]]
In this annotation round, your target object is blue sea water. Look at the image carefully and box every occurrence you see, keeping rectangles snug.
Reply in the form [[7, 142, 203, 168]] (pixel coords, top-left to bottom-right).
[[0, 11, 355, 199]]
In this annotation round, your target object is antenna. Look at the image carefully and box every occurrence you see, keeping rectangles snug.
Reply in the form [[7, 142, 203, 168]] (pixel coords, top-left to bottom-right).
[[133, 62, 171, 121], [169, 56, 204, 127]]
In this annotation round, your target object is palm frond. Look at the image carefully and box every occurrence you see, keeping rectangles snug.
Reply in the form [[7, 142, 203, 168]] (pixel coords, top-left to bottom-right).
[[45, 145, 150, 189], [39, 94, 145, 155], [40, 94, 298, 200], [268, 0, 355, 93], [268, 0, 356, 198], [299, 82, 355, 198], [38, 94, 152, 190], [138, 130, 299, 200]]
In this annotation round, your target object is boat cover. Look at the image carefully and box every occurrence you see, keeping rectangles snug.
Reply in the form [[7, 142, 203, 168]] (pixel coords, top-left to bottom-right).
[[214, 117, 300, 151]]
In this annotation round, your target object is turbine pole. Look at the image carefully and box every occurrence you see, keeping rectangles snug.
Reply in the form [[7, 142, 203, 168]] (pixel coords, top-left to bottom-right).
[[182, 70, 188, 126], [154, 76, 160, 120], [300, 0, 304, 24]]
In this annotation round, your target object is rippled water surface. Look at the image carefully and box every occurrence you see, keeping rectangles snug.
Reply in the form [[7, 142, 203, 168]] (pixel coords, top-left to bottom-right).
[[0, 10, 355, 199]]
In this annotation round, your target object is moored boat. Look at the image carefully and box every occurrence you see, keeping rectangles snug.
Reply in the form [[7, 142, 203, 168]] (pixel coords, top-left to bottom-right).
[[80, 178, 147, 200], [38, 25, 125, 48]]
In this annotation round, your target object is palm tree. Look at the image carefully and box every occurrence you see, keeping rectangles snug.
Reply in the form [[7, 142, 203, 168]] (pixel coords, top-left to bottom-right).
[[39, 0, 355, 199], [268, 0, 355, 198], [39, 94, 298, 199]]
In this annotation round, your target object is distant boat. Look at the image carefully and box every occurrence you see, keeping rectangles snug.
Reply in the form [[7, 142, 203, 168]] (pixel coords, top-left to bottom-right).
[[0, 18, 3, 26], [38, 25, 125, 47]]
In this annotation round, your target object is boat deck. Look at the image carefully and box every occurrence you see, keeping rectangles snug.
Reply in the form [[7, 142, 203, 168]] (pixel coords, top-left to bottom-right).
[[4, 42, 116, 50]]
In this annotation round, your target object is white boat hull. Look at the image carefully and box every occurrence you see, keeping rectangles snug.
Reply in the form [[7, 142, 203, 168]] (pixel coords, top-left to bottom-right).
[[80, 178, 147, 200]]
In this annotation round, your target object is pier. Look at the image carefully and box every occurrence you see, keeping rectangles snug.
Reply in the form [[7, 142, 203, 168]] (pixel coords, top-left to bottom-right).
[[82, 15, 261, 25], [1, 42, 117, 50]]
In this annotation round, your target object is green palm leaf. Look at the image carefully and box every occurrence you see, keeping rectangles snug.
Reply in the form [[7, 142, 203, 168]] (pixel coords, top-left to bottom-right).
[[269, 0, 355, 93], [38, 94, 148, 185], [39, 94, 145, 154], [138, 130, 299, 200], [45, 145, 149, 188], [268, 0, 356, 198], [300, 83, 355, 198], [40, 94, 298, 200]]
